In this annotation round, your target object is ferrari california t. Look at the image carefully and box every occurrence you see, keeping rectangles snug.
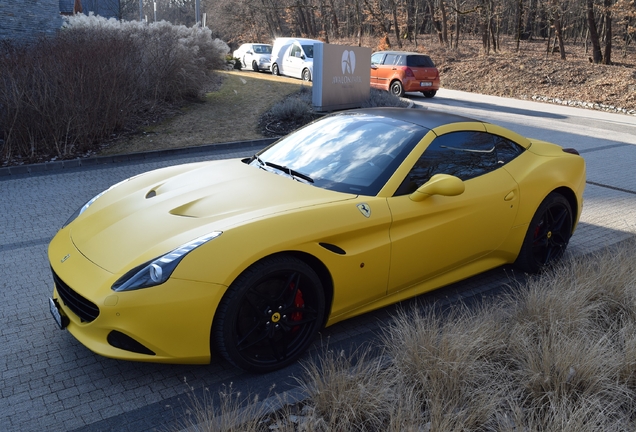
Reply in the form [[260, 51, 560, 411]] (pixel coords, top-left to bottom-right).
[[48, 108, 586, 372]]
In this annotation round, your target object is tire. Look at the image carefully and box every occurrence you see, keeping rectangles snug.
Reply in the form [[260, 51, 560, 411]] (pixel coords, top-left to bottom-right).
[[390, 80, 404, 97], [302, 68, 311, 81], [514, 192, 573, 273], [422, 90, 437, 98], [213, 256, 325, 373], [252, 60, 259, 72], [272, 63, 280, 76]]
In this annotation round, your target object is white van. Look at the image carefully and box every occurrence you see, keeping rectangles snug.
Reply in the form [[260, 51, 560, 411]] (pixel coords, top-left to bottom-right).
[[270, 37, 322, 81]]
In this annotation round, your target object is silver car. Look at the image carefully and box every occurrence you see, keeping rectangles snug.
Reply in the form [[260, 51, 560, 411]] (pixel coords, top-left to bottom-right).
[[233, 43, 272, 72]]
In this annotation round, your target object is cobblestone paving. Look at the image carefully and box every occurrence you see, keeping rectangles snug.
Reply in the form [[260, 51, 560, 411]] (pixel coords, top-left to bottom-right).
[[2, 92, 636, 431]]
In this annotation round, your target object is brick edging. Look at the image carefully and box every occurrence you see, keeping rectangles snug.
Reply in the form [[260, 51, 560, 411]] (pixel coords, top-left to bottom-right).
[[0, 138, 278, 178]]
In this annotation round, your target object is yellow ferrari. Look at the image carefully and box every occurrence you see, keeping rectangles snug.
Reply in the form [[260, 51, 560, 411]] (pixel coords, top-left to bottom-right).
[[48, 108, 586, 372]]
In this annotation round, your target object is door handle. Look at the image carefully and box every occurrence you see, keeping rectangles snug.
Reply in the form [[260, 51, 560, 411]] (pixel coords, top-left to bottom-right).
[[504, 191, 516, 201]]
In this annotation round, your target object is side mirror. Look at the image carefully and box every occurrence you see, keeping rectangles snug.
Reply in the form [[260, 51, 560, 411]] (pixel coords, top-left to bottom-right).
[[409, 174, 465, 202]]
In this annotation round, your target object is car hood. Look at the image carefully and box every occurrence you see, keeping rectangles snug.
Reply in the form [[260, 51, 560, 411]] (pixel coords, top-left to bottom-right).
[[69, 159, 356, 273]]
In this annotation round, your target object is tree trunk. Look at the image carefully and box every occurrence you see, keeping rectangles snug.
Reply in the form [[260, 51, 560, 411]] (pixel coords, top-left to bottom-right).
[[553, 0, 566, 60], [355, 0, 363, 46], [516, 0, 523, 50], [320, 0, 329, 43], [454, 0, 460, 49], [390, 0, 403, 48], [603, 0, 612, 64], [328, 0, 339, 38], [428, 0, 444, 44], [587, 0, 603, 63], [440, 0, 449, 45]]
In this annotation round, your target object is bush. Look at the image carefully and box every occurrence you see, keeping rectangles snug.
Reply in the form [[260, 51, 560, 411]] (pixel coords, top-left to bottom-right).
[[0, 15, 229, 165], [261, 87, 408, 137]]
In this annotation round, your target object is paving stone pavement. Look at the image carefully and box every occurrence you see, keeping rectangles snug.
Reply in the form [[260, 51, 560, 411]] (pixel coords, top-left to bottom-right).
[[2, 91, 636, 431]]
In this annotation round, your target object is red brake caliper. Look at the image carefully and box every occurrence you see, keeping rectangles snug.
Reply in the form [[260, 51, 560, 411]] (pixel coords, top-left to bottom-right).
[[290, 283, 304, 332]]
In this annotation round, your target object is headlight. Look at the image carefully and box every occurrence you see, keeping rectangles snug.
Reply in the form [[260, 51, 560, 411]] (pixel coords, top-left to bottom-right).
[[111, 231, 223, 292]]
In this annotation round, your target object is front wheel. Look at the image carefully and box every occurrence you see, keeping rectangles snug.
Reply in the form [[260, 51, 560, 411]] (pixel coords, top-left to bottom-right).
[[302, 68, 311, 81], [213, 256, 325, 373], [390, 80, 404, 97], [272, 63, 280, 76], [422, 90, 437, 98], [252, 61, 259, 72], [514, 192, 573, 273]]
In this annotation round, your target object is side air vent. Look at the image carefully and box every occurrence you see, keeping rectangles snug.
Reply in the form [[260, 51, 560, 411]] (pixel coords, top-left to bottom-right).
[[319, 243, 346, 255], [107, 331, 156, 355], [145, 190, 157, 199]]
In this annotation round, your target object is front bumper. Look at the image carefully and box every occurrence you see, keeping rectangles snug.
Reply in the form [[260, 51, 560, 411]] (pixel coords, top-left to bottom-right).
[[48, 229, 227, 364]]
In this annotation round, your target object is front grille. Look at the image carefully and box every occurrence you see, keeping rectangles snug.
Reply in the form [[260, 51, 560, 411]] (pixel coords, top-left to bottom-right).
[[52, 269, 100, 322]]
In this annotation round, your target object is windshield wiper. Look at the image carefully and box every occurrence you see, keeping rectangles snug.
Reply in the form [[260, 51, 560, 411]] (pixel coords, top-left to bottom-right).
[[250, 155, 314, 183], [266, 161, 314, 183]]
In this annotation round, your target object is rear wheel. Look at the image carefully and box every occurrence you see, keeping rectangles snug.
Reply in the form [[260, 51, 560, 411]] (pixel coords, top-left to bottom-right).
[[422, 90, 437, 98], [390, 80, 404, 97], [272, 63, 280, 76], [213, 256, 325, 373], [515, 192, 573, 273], [302, 68, 311, 81]]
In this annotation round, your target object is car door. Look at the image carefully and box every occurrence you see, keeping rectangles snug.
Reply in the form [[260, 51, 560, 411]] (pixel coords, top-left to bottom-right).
[[375, 53, 398, 91], [285, 43, 304, 78], [370, 53, 385, 88], [387, 129, 521, 294], [242, 44, 254, 68]]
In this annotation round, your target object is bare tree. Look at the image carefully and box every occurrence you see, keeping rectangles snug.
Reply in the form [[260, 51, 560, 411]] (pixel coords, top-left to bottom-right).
[[587, 0, 603, 63]]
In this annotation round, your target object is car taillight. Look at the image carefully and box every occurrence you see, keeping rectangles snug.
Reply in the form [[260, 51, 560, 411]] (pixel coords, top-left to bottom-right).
[[403, 67, 415, 77]]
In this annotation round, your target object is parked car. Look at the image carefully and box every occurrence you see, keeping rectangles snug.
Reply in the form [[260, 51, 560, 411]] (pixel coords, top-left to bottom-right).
[[48, 107, 585, 373], [271, 37, 322, 81], [233, 43, 272, 72], [371, 51, 440, 98]]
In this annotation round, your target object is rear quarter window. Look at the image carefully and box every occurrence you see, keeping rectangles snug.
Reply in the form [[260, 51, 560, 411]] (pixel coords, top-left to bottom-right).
[[406, 55, 435, 67]]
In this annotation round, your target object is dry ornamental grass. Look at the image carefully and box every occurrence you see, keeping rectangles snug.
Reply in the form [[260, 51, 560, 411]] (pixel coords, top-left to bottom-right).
[[181, 240, 636, 431]]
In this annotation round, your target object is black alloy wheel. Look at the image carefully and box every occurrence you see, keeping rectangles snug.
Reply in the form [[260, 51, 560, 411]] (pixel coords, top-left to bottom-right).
[[302, 68, 311, 81], [390, 80, 404, 97], [515, 192, 573, 273], [272, 63, 280, 76], [213, 256, 325, 373], [422, 90, 437, 98]]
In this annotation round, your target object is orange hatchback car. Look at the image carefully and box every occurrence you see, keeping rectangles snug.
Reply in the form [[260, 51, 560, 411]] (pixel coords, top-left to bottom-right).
[[371, 51, 440, 98]]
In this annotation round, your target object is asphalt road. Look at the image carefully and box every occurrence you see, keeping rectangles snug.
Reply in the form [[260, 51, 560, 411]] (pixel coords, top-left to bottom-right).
[[1, 89, 636, 431]]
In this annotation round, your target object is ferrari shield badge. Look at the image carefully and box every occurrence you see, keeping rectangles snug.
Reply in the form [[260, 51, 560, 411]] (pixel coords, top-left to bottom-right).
[[357, 203, 371, 218]]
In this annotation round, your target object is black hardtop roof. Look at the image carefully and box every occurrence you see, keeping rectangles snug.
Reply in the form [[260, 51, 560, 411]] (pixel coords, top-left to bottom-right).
[[344, 107, 483, 131]]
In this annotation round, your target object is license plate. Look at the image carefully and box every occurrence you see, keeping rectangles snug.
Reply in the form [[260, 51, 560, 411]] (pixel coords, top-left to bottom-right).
[[49, 298, 67, 330], [420, 82, 432, 87]]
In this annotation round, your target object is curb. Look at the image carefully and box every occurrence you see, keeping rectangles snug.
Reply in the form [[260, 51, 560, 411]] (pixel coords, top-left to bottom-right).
[[0, 138, 277, 178]]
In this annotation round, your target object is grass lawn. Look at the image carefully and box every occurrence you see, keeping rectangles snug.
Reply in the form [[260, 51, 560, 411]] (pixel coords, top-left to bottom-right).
[[101, 70, 310, 156]]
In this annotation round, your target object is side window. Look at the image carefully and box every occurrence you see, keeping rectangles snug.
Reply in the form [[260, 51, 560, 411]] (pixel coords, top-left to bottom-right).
[[395, 131, 500, 195], [291, 45, 301, 58], [494, 136, 524, 164], [371, 53, 384, 65], [384, 54, 398, 65]]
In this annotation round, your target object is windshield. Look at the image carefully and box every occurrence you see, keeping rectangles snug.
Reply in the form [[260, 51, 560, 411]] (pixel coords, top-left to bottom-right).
[[250, 112, 426, 196], [253, 44, 272, 54]]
